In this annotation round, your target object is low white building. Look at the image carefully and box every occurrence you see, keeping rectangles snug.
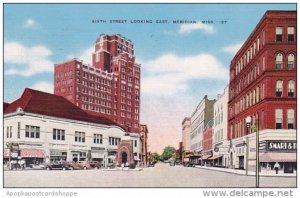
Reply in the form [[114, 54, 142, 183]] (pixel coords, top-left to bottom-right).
[[4, 88, 141, 167], [212, 86, 229, 167]]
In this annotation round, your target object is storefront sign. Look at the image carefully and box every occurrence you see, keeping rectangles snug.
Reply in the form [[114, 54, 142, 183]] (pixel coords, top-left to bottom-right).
[[91, 147, 105, 151], [50, 150, 66, 156], [266, 140, 297, 152]]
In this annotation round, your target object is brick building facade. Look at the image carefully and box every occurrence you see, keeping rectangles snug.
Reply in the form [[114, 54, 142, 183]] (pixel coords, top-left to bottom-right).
[[54, 34, 141, 133], [228, 11, 296, 173]]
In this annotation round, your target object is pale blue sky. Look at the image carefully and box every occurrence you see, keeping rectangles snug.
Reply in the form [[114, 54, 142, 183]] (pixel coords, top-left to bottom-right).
[[3, 3, 296, 152]]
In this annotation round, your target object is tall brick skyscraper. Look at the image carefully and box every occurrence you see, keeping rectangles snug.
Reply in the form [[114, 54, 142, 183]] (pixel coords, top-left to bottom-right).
[[54, 34, 141, 133]]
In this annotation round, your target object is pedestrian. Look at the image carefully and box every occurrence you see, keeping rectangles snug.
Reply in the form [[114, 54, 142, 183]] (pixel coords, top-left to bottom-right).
[[21, 159, 26, 170], [274, 162, 280, 174]]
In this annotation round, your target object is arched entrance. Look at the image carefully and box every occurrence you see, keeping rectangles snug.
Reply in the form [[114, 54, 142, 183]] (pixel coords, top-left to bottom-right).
[[122, 152, 128, 164]]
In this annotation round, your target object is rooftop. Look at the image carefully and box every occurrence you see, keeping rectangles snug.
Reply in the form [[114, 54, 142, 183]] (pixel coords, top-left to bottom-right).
[[4, 88, 123, 128]]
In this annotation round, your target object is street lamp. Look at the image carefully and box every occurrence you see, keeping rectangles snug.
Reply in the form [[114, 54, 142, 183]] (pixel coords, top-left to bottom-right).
[[245, 116, 259, 188]]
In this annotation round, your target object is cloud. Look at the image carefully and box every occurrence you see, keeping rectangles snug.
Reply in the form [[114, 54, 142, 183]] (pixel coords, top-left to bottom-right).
[[140, 53, 228, 96], [4, 41, 54, 76], [23, 18, 36, 28], [67, 46, 94, 65], [222, 42, 243, 55], [29, 81, 53, 94], [178, 22, 215, 35]]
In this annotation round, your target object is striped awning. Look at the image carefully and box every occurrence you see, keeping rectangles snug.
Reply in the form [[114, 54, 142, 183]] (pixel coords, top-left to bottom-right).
[[260, 152, 296, 162], [3, 149, 11, 157], [20, 149, 46, 158], [209, 154, 224, 160]]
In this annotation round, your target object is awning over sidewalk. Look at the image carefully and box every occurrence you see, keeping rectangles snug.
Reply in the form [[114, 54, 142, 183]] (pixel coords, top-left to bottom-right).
[[3, 149, 11, 157], [209, 155, 224, 160], [20, 149, 46, 158], [260, 152, 296, 162], [202, 155, 211, 160]]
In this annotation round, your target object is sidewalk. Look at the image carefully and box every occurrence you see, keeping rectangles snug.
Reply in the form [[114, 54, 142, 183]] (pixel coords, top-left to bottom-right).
[[194, 165, 296, 177]]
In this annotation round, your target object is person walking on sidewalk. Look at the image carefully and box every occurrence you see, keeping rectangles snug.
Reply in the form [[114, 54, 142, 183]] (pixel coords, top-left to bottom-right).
[[274, 162, 280, 174]]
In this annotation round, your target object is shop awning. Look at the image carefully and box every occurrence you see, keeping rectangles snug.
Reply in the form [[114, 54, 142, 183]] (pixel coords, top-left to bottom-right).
[[91, 153, 104, 159], [3, 149, 11, 157], [260, 152, 296, 162], [209, 155, 224, 160], [20, 149, 46, 158], [202, 155, 212, 160]]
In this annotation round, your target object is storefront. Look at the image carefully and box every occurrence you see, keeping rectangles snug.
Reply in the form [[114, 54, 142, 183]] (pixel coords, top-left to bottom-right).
[[71, 151, 88, 162], [235, 143, 246, 170], [20, 149, 46, 166], [50, 150, 67, 162], [202, 150, 213, 166], [259, 140, 297, 174], [91, 147, 105, 163]]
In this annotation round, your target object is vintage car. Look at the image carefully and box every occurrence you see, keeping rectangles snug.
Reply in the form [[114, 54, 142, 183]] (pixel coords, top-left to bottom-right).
[[45, 161, 72, 170]]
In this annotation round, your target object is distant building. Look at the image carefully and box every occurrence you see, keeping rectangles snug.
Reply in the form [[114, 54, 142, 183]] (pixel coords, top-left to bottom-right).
[[181, 117, 191, 153], [3, 88, 141, 167], [228, 11, 296, 173], [54, 34, 141, 133], [202, 120, 214, 166], [190, 95, 215, 164], [212, 86, 229, 167]]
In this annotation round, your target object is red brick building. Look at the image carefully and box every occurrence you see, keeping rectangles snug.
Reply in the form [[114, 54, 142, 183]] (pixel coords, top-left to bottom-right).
[[202, 120, 214, 164], [228, 11, 296, 172], [54, 34, 141, 133]]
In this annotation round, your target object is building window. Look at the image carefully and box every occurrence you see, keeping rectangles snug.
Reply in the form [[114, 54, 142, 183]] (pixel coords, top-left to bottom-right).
[[287, 109, 295, 129], [288, 80, 295, 97], [17, 122, 20, 138], [287, 54, 295, 69], [109, 137, 121, 146], [287, 27, 295, 42], [275, 53, 283, 69], [6, 126, 9, 138], [262, 56, 265, 71], [53, 129, 65, 140], [276, 80, 283, 97], [134, 140, 137, 147], [93, 134, 103, 144], [25, 125, 40, 138], [75, 131, 85, 143], [275, 27, 283, 42], [275, 109, 283, 129]]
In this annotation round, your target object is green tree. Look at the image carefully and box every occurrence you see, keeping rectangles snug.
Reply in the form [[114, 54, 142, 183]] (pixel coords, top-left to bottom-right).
[[150, 152, 160, 162], [160, 146, 176, 161]]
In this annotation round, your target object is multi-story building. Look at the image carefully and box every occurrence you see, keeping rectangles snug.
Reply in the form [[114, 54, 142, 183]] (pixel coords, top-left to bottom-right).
[[181, 117, 191, 154], [3, 88, 142, 167], [228, 11, 296, 174], [190, 95, 215, 164], [54, 34, 141, 133], [202, 120, 214, 166], [212, 86, 229, 167]]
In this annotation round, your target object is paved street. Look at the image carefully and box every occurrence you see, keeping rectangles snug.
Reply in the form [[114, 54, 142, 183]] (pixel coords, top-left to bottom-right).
[[4, 163, 296, 188]]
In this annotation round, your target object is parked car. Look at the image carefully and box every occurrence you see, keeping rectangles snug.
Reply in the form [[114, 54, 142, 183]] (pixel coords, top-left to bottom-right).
[[88, 161, 103, 169], [77, 161, 92, 170], [45, 161, 72, 170], [183, 161, 195, 167], [68, 161, 84, 170], [29, 163, 46, 170], [147, 161, 156, 167]]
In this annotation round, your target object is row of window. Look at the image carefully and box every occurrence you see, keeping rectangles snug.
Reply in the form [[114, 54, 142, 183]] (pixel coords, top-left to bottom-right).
[[276, 80, 295, 97], [230, 52, 295, 99], [229, 108, 295, 139], [214, 129, 224, 143], [275, 26, 295, 42], [275, 53, 295, 70]]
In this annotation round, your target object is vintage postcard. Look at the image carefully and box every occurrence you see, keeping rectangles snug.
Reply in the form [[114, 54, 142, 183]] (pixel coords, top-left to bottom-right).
[[2, 2, 297, 195]]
